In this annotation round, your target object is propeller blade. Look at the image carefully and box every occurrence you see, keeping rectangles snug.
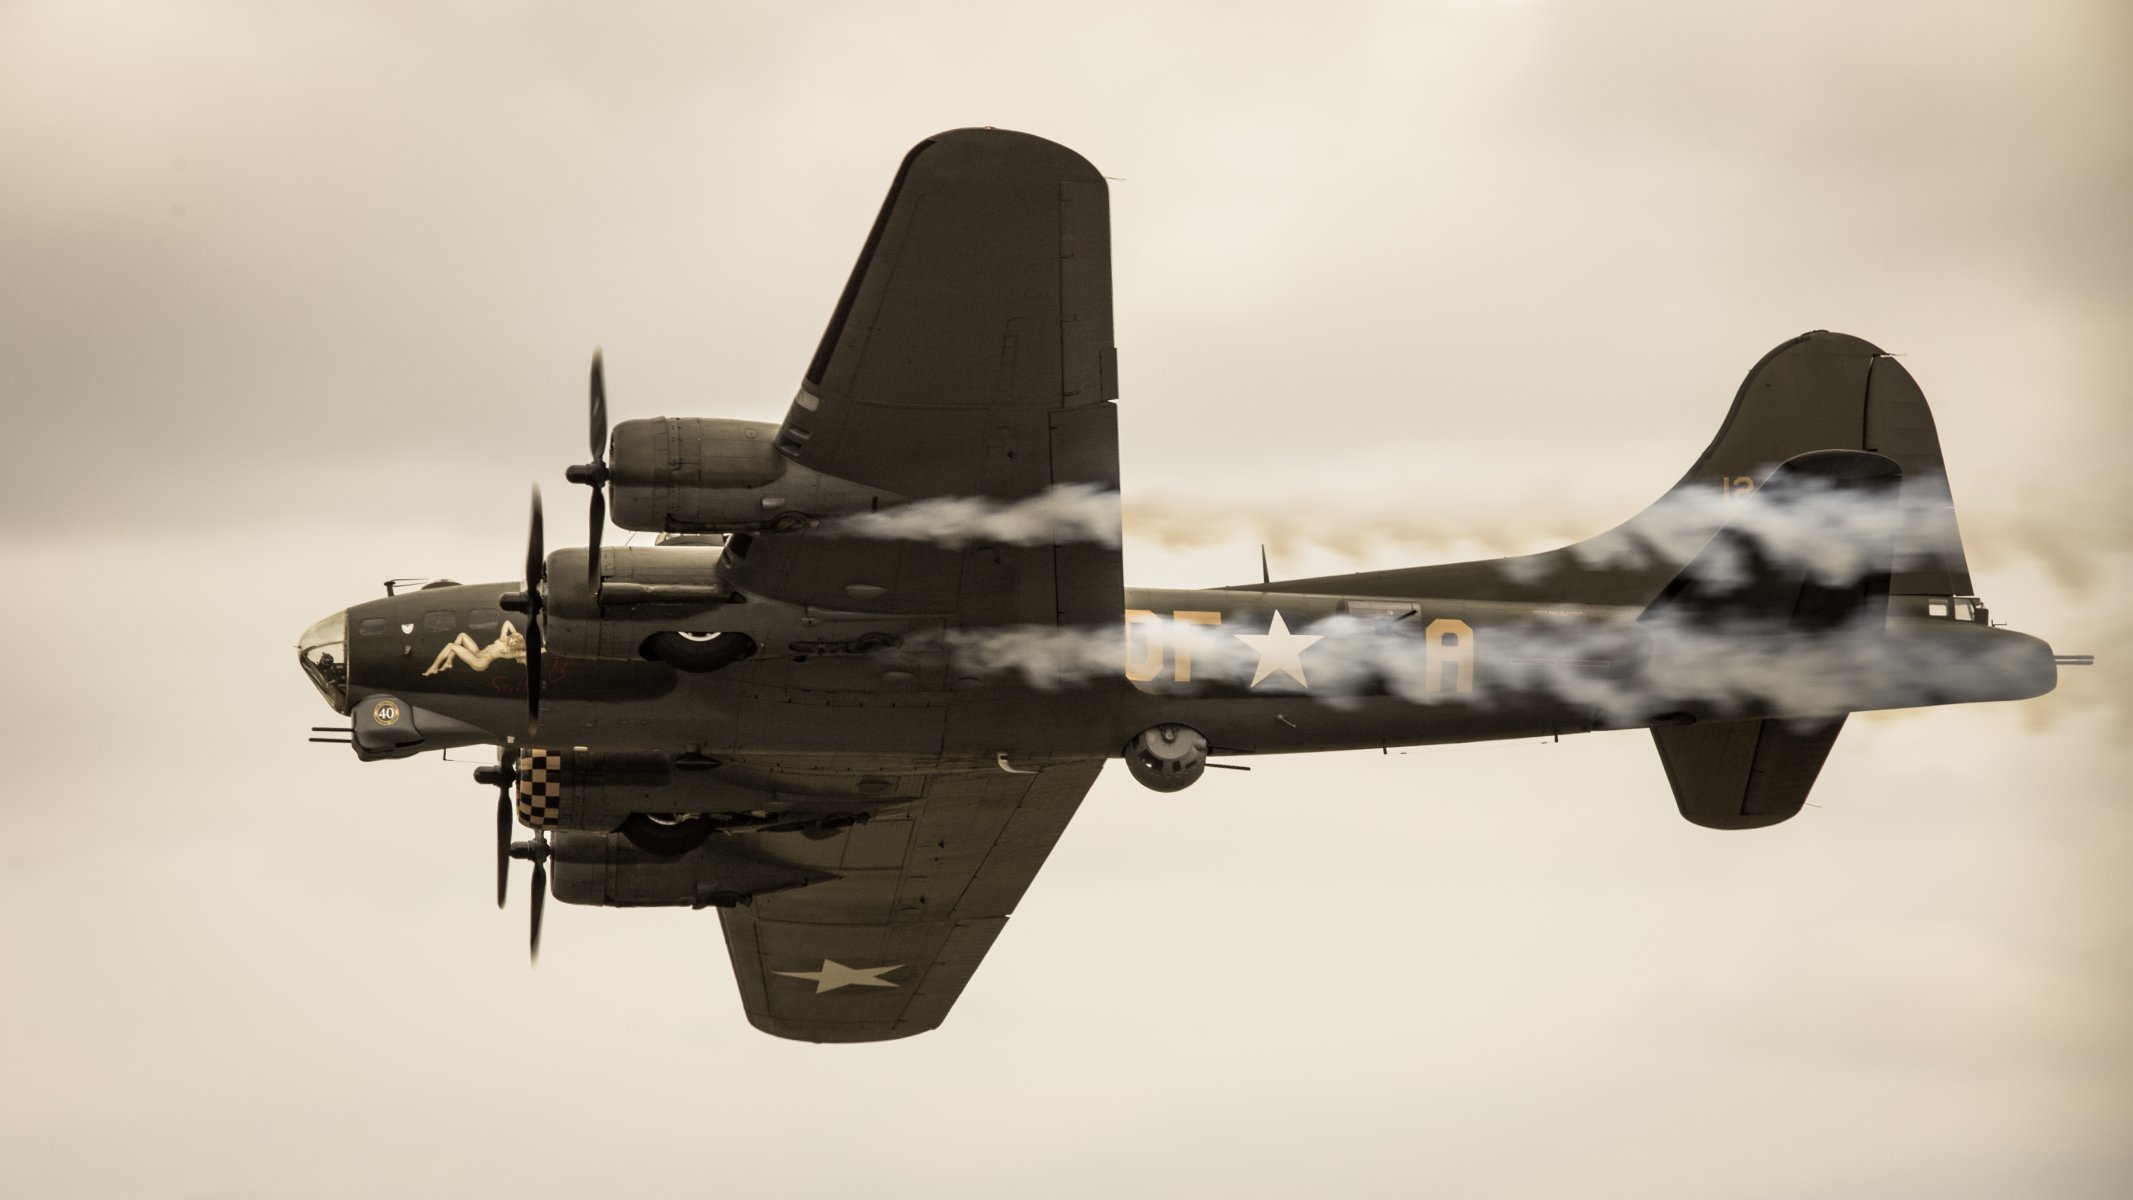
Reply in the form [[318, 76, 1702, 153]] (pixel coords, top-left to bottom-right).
[[570, 351, 612, 607], [525, 484, 546, 610], [525, 616, 543, 734], [589, 349, 608, 462], [529, 854, 548, 962], [524, 485, 546, 732], [587, 488, 605, 604], [495, 789, 511, 909]]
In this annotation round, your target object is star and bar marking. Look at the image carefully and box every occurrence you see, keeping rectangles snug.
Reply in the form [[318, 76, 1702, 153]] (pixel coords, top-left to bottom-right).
[[1234, 611, 1323, 688], [774, 959, 905, 993], [1128, 608, 1331, 688]]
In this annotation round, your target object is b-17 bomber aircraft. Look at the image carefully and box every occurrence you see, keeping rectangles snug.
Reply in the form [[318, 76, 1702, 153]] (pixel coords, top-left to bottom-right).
[[297, 128, 2082, 1043]]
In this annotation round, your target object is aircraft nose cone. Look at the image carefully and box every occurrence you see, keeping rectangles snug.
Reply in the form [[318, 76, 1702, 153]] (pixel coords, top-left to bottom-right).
[[297, 609, 352, 713]]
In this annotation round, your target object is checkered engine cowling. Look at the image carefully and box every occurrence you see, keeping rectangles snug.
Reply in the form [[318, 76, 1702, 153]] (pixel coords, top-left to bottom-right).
[[516, 748, 565, 829]]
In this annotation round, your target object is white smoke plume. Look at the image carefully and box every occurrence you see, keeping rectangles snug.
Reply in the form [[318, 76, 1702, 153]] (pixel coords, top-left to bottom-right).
[[829, 473, 1943, 601], [941, 609, 2056, 729], [1121, 491, 1582, 565], [1130, 469, 1969, 589], [828, 484, 1121, 548], [834, 472, 2067, 724], [1544, 472, 1920, 588]]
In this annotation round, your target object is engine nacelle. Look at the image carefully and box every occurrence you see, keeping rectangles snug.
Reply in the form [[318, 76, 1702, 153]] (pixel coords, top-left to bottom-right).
[[1123, 724, 1210, 792], [550, 830, 830, 909], [510, 747, 789, 825], [608, 417, 901, 534]]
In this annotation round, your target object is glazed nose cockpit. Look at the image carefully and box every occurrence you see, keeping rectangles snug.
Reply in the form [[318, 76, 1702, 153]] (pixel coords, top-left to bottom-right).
[[298, 610, 351, 713]]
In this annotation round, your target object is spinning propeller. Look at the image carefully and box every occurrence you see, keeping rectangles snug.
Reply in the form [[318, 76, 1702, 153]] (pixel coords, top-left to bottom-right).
[[514, 836, 551, 962], [563, 350, 610, 607], [497, 350, 614, 733], [481, 349, 611, 957], [496, 486, 546, 732], [476, 758, 552, 962]]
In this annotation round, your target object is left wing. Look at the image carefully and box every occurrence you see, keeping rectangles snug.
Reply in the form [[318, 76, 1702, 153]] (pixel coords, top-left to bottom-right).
[[716, 759, 1103, 1042], [719, 127, 1121, 630]]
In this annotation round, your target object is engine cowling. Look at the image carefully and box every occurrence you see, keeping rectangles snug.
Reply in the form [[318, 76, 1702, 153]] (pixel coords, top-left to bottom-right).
[[550, 830, 830, 908], [510, 747, 787, 827], [608, 416, 900, 534]]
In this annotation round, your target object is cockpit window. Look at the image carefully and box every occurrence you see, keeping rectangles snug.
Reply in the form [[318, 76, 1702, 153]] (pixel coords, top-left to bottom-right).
[[422, 609, 457, 633], [298, 611, 351, 713], [1924, 596, 1989, 623]]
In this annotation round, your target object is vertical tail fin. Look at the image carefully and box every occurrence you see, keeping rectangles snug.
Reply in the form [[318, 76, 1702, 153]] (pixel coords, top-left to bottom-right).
[[1259, 330, 1974, 608], [1565, 330, 1970, 605], [1655, 331, 1970, 598], [1639, 449, 1903, 631]]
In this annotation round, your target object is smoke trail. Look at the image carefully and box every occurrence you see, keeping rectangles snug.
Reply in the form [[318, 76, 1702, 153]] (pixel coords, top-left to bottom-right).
[[827, 483, 1121, 548], [832, 473, 1943, 598], [942, 609, 2056, 727], [1121, 491, 1584, 564], [1126, 470, 1982, 590], [1556, 473, 1918, 584]]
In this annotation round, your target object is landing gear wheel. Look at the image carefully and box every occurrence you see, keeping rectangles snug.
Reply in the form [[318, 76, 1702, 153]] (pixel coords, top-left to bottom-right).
[[617, 812, 715, 856]]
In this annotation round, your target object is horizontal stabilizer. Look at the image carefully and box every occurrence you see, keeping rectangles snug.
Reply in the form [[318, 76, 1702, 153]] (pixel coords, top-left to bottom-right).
[[1653, 716, 1846, 830], [1641, 450, 1901, 632]]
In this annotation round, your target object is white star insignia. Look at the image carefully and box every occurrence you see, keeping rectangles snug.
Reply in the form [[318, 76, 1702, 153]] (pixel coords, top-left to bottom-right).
[[1234, 610, 1323, 688], [773, 959, 904, 993]]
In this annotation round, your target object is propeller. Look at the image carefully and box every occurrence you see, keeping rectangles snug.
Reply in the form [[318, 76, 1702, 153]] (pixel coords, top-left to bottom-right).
[[497, 485, 546, 733], [479, 352, 607, 958], [563, 350, 611, 607], [475, 761, 514, 908], [530, 852, 548, 961], [479, 756, 553, 962], [496, 791, 511, 907], [507, 833, 553, 962]]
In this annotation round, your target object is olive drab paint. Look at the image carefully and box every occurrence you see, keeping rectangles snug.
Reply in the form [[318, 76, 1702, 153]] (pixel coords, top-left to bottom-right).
[[296, 130, 2072, 1045]]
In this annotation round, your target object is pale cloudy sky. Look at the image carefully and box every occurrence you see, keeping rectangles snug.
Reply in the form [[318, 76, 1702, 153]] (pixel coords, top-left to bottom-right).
[[2, 3, 2128, 1197]]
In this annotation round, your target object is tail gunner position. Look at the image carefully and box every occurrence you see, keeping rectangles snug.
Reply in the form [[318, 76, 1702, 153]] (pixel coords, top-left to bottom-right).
[[295, 129, 2080, 1043]]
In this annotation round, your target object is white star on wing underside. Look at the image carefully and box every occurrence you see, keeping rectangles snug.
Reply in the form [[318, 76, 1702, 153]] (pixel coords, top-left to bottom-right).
[[772, 959, 904, 993], [1234, 610, 1324, 688]]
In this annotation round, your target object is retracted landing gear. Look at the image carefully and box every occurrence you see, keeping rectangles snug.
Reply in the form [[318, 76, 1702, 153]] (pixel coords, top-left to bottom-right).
[[640, 631, 757, 673], [617, 811, 716, 856]]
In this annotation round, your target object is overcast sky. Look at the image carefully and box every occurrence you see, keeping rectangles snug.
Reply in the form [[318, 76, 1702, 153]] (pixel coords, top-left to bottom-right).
[[3, 3, 2129, 1197]]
